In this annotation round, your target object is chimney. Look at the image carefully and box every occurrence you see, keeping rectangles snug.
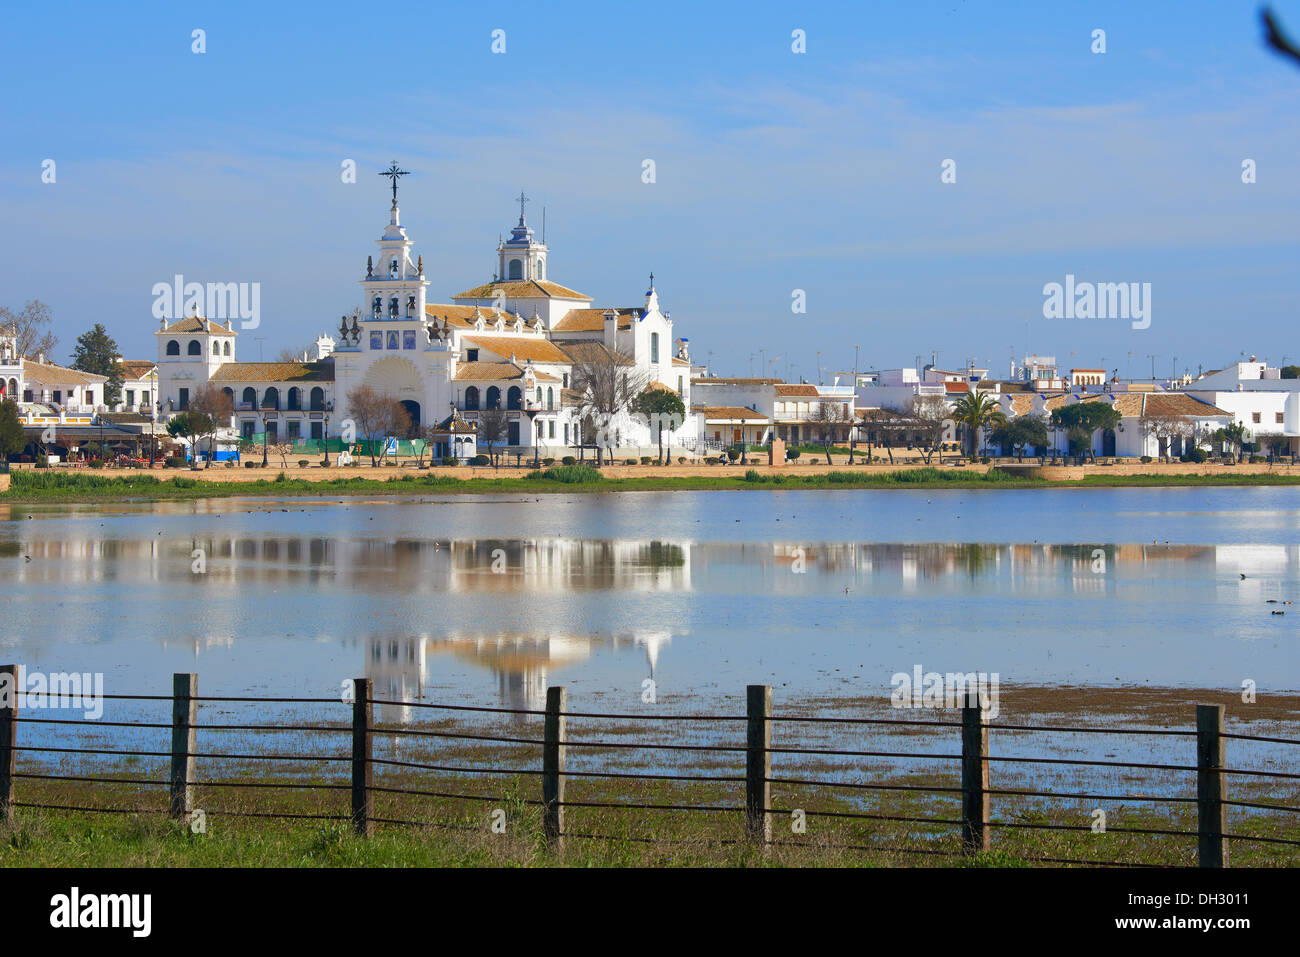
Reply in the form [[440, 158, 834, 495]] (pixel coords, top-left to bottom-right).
[[603, 309, 618, 349]]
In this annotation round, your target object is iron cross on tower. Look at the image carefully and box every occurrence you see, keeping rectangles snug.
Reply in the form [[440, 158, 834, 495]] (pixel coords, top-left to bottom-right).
[[380, 161, 410, 203], [517, 190, 529, 222]]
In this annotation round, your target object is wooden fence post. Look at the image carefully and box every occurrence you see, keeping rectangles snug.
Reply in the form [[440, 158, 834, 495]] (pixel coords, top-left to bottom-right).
[[961, 689, 990, 855], [746, 684, 772, 846], [1196, 703, 1228, 868], [169, 673, 197, 820], [351, 677, 372, 836], [542, 686, 567, 850], [0, 664, 17, 824]]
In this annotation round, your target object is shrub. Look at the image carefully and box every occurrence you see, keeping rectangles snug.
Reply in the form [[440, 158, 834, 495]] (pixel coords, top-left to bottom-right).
[[980, 456, 992, 464], [1180, 448, 1209, 464], [705, 457, 719, 465], [245, 461, 259, 469], [542, 457, 555, 466], [561, 456, 576, 466], [526, 464, 603, 484], [441, 456, 458, 466], [786, 449, 800, 461], [171, 476, 197, 489], [471, 454, 490, 466], [88, 459, 104, 469], [726, 449, 740, 462], [677, 457, 686, 464], [640, 456, 652, 465], [744, 469, 763, 482], [35, 455, 49, 469], [624, 458, 637, 465], [298, 459, 310, 468], [274, 471, 288, 482], [165, 457, 185, 468], [1140, 455, 1152, 464], [1250, 454, 1266, 463]]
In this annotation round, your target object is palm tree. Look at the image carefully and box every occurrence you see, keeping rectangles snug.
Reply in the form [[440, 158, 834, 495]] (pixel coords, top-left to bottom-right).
[[950, 392, 1006, 460]]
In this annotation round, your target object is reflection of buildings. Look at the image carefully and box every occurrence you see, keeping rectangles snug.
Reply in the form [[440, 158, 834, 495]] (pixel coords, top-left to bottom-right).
[[364, 629, 676, 714]]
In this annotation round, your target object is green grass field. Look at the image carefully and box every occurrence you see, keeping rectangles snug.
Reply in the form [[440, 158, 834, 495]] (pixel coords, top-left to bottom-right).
[[8, 465, 1300, 503]]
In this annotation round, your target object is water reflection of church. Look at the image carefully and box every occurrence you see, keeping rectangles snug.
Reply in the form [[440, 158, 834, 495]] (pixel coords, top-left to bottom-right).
[[366, 629, 673, 717]]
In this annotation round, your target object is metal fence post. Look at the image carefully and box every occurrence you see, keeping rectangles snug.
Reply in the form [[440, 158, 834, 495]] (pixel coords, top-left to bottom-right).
[[961, 689, 990, 855], [0, 664, 17, 824], [351, 677, 372, 837], [542, 686, 567, 850], [746, 684, 772, 847], [1196, 703, 1228, 868], [169, 673, 197, 820]]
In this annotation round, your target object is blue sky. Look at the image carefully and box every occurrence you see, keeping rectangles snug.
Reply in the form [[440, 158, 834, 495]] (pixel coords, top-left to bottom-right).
[[3, 0, 1299, 379]]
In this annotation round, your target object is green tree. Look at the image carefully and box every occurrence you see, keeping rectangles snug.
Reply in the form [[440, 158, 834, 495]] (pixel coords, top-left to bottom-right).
[[990, 415, 1048, 460], [70, 323, 123, 406], [634, 388, 687, 464], [1281, 366, 1300, 380], [166, 411, 212, 467], [1212, 421, 1248, 461], [0, 399, 26, 462], [1049, 401, 1121, 460], [950, 392, 1007, 458]]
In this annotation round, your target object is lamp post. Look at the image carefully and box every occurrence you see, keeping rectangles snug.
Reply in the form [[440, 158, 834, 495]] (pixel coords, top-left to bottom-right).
[[260, 409, 269, 468], [322, 410, 331, 467]]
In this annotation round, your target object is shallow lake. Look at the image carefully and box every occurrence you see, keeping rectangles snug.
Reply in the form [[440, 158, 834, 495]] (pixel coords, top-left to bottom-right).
[[2, 486, 1297, 712]]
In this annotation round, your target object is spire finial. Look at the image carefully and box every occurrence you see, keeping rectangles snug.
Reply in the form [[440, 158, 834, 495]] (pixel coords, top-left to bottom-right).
[[379, 161, 410, 203], [517, 190, 529, 223]]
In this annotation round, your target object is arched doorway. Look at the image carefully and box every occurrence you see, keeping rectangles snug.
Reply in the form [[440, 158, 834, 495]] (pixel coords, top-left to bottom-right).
[[399, 399, 421, 433], [1102, 428, 1117, 457]]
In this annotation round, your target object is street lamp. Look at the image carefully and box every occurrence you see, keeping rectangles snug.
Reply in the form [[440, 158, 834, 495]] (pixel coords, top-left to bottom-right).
[[260, 409, 269, 468], [322, 409, 331, 467]]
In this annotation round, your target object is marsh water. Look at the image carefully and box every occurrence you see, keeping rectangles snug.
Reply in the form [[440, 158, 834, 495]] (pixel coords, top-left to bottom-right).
[[2, 486, 1297, 710]]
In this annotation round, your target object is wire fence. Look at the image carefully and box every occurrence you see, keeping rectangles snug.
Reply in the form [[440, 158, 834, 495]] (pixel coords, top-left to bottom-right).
[[0, 667, 1296, 867]]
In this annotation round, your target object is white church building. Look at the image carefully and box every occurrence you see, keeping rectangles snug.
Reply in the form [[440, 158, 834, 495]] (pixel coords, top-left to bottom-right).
[[154, 176, 693, 460]]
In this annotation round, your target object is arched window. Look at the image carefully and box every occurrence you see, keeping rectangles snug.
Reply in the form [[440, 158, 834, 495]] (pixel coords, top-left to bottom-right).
[[507, 386, 522, 410], [536, 386, 542, 404], [187, 340, 201, 356], [486, 386, 501, 409], [241, 387, 256, 407], [508, 259, 523, 280], [262, 387, 279, 410], [222, 387, 234, 405], [536, 259, 545, 280], [464, 387, 480, 410], [651, 332, 659, 363], [212, 341, 220, 355], [309, 387, 325, 411], [386, 331, 399, 350], [546, 388, 554, 410], [223, 341, 231, 356], [287, 388, 301, 411], [166, 340, 180, 356]]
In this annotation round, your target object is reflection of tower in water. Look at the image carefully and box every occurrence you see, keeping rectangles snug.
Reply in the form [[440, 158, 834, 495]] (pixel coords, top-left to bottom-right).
[[365, 635, 427, 724]]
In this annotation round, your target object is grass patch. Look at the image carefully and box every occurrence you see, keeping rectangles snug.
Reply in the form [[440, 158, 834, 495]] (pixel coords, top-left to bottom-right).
[[524, 464, 604, 484]]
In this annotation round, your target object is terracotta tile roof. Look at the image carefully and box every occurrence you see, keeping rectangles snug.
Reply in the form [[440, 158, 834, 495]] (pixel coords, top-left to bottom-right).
[[555, 341, 634, 366], [943, 381, 970, 393], [1143, 393, 1230, 417], [462, 335, 573, 365], [1008, 395, 1037, 415], [452, 362, 559, 382], [209, 361, 334, 383], [775, 384, 819, 397], [672, 357, 690, 366], [694, 405, 770, 422], [452, 280, 591, 301], [117, 359, 157, 380], [21, 358, 106, 385], [423, 304, 501, 329], [1112, 394, 1144, 417], [551, 308, 639, 332], [156, 316, 237, 336]]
